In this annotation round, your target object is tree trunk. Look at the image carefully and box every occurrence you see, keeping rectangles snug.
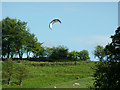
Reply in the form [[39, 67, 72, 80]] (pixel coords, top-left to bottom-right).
[[7, 53, 10, 58], [20, 54, 23, 60], [98, 56, 102, 61], [18, 50, 23, 60], [7, 42, 10, 58], [11, 54, 13, 59], [8, 79, 10, 85], [27, 51, 30, 60], [7, 47, 10, 58], [27, 51, 28, 59], [8, 76, 11, 85], [19, 80, 22, 86], [100, 58, 102, 61], [18, 50, 20, 59]]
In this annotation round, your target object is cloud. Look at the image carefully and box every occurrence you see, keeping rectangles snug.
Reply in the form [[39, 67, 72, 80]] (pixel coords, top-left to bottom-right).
[[42, 40, 63, 48], [71, 35, 112, 48]]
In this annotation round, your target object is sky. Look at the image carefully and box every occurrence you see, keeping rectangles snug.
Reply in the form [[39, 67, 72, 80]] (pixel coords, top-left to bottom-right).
[[1, 0, 120, 2], [2, 2, 118, 61]]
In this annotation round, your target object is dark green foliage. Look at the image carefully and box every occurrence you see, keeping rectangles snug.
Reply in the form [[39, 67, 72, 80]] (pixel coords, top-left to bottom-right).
[[50, 45, 68, 60], [79, 50, 90, 61], [44, 47, 54, 57], [105, 26, 120, 61], [93, 26, 120, 88], [32, 42, 45, 58], [2, 17, 39, 59], [93, 45, 105, 61], [67, 51, 78, 60], [93, 62, 120, 88], [67, 50, 90, 61]]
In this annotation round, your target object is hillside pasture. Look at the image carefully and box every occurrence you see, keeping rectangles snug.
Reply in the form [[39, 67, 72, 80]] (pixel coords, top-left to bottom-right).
[[2, 60, 96, 88]]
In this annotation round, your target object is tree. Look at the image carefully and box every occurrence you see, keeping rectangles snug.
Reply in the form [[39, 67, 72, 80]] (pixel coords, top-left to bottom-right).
[[79, 50, 90, 61], [13, 19, 30, 59], [44, 47, 54, 57], [67, 50, 90, 61], [93, 27, 120, 88], [67, 51, 78, 60], [67, 51, 74, 60], [50, 45, 68, 60], [32, 42, 45, 58], [2, 17, 40, 59], [15, 63, 29, 86], [0, 21, 2, 59], [2, 17, 28, 59], [2, 58, 14, 85], [25, 33, 38, 59], [2, 17, 17, 58], [105, 26, 120, 61], [93, 45, 105, 61]]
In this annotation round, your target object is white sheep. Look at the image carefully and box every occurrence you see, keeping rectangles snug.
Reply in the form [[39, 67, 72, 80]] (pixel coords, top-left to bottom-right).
[[73, 83, 80, 86], [54, 86, 56, 88]]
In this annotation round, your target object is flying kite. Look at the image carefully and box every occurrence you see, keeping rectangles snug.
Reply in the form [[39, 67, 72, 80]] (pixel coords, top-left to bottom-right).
[[49, 19, 62, 30]]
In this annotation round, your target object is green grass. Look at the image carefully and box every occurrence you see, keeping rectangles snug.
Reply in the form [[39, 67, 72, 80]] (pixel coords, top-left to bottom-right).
[[45, 77, 94, 88], [2, 60, 96, 88]]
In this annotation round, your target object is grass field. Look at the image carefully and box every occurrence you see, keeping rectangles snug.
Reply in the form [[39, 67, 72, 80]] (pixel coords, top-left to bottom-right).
[[2, 60, 96, 88]]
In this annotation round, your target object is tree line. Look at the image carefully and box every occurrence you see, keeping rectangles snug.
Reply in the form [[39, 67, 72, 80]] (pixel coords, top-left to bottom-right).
[[1, 17, 90, 61]]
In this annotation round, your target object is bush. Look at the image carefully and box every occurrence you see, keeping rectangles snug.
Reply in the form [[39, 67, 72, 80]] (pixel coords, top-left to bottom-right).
[[93, 61, 120, 88]]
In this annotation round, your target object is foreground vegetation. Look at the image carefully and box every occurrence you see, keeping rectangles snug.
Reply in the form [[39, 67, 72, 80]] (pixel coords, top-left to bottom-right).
[[92, 27, 120, 88], [2, 60, 96, 88]]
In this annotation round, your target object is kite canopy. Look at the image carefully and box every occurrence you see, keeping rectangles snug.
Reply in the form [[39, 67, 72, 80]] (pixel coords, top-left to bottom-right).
[[49, 19, 62, 30]]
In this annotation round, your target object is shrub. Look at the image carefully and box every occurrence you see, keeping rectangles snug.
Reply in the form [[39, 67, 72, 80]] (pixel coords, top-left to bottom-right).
[[93, 61, 120, 88]]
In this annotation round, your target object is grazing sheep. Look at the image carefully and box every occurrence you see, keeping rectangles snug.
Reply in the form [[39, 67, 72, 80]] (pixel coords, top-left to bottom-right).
[[73, 83, 80, 86], [54, 86, 56, 88]]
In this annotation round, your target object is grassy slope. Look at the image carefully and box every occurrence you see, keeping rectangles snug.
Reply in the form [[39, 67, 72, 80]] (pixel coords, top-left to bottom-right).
[[45, 77, 94, 88], [2, 61, 96, 88]]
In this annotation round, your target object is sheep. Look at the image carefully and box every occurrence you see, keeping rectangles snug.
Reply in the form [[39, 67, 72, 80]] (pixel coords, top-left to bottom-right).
[[54, 86, 56, 88], [73, 83, 80, 86]]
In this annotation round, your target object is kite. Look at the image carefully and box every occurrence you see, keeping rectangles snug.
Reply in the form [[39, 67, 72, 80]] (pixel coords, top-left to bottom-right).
[[49, 19, 62, 30]]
